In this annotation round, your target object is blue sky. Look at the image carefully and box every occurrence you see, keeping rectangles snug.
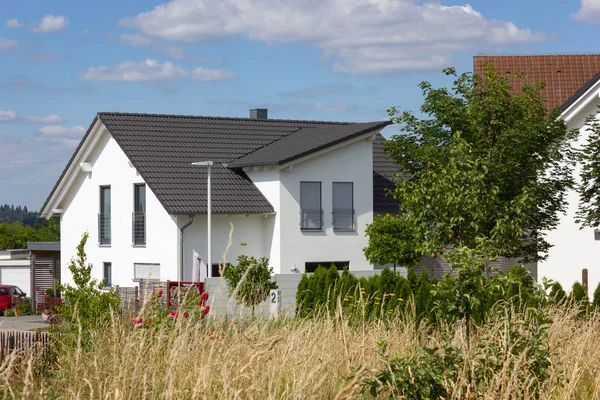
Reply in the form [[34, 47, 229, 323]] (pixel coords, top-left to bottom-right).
[[1, 0, 599, 210]]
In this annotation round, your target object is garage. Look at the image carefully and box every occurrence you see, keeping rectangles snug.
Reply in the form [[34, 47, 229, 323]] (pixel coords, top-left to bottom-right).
[[0, 250, 31, 296]]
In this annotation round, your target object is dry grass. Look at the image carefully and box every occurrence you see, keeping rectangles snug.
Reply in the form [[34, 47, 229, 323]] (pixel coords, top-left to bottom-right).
[[2, 304, 600, 399]]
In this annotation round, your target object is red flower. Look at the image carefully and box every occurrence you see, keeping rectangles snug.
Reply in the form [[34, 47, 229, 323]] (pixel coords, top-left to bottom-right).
[[167, 311, 179, 320], [152, 289, 163, 299], [146, 318, 152, 323], [135, 297, 140, 303], [227, 320, 232, 325], [200, 305, 210, 317], [132, 317, 144, 328], [183, 312, 189, 319], [200, 292, 209, 303]]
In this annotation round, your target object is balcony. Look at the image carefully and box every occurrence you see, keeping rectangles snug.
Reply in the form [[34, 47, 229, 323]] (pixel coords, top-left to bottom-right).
[[98, 213, 111, 245], [132, 212, 146, 245]]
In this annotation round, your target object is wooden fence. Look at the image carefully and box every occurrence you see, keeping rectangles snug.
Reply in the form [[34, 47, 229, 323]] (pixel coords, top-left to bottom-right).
[[0, 330, 51, 359]]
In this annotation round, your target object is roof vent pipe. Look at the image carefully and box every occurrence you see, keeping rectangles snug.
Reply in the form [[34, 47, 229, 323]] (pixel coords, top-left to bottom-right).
[[250, 108, 268, 119]]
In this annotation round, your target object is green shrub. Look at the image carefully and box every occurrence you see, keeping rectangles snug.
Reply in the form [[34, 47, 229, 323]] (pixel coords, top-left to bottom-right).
[[58, 233, 120, 333], [593, 281, 600, 309], [223, 255, 277, 316]]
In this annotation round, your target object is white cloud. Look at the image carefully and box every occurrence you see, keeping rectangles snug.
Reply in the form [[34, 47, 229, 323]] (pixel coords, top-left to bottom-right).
[[27, 115, 65, 124], [79, 59, 235, 82], [6, 18, 23, 28], [119, 0, 544, 74], [79, 59, 188, 81], [0, 37, 18, 52], [0, 110, 17, 121], [0, 110, 66, 124], [120, 33, 185, 59], [191, 66, 236, 81], [571, 0, 600, 23], [39, 125, 86, 136], [32, 15, 69, 33]]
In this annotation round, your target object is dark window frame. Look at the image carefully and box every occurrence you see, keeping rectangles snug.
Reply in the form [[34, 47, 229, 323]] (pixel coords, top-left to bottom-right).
[[300, 181, 323, 231], [332, 182, 355, 231], [99, 185, 111, 245], [133, 183, 146, 246], [103, 262, 112, 288], [304, 261, 350, 273]]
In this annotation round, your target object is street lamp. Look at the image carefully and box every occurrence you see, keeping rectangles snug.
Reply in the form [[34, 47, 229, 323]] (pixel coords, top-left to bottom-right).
[[191, 161, 213, 278]]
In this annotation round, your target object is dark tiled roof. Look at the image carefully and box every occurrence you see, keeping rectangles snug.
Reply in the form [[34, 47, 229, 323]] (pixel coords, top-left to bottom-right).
[[473, 54, 600, 111], [230, 121, 391, 168], [559, 71, 600, 113], [373, 133, 399, 214], [58, 112, 390, 215]]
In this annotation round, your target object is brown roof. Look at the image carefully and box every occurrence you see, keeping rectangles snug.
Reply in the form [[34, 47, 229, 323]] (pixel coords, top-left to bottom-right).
[[473, 54, 600, 111], [42, 112, 394, 215]]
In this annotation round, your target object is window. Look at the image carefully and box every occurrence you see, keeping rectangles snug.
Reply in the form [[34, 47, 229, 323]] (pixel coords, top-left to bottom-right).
[[211, 263, 231, 278], [305, 261, 350, 273], [332, 182, 354, 231], [134, 263, 160, 281], [133, 184, 146, 245], [99, 186, 111, 245], [300, 181, 322, 230], [103, 262, 112, 288]]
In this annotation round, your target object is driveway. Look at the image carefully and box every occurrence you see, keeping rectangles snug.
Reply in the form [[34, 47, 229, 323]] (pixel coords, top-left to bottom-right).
[[0, 315, 47, 331]]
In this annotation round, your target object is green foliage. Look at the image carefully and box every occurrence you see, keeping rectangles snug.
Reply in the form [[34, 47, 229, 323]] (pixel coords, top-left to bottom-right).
[[0, 204, 41, 225], [0, 218, 60, 250], [57, 233, 120, 332], [593, 281, 600, 309], [570, 282, 589, 315], [549, 281, 567, 304], [385, 66, 577, 262], [223, 255, 277, 315], [576, 108, 600, 228], [15, 297, 32, 315], [363, 214, 421, 271]]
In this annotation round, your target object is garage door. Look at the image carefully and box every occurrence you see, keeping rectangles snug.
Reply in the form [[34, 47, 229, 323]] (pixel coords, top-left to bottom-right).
[[0, 267, 31, 296]]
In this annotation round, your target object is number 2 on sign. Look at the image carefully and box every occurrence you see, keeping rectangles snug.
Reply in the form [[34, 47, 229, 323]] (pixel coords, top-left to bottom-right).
[[271, 292, 276, 303]]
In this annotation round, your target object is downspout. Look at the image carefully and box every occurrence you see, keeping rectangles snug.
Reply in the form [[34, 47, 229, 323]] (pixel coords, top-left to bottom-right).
[[179, 214, 194, 281]]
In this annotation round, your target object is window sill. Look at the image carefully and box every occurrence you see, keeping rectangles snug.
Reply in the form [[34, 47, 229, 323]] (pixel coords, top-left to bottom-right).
[[300, 228, 323, 232], [333, 229, 356, 233], [132, 244, 146, 248], [132, 279, 160, 283], [98, 244, 111, 248]]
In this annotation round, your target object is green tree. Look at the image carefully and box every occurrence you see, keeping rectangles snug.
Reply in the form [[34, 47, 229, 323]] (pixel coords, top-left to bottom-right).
[[576, 108, 600, 228], [58, 233, 120, 332], [549, 282, 567, 304], [364, 214, 422, 272], [223, 255, 277, 316], [592, 281, 600, 309], [385, 66, 577, 262]]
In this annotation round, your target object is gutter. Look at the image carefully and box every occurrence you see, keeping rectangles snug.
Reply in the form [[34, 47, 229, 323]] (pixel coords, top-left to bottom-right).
[[179, 214, 194, 281]]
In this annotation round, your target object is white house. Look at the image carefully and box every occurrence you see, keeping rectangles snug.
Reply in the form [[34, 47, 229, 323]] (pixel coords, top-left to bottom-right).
[[39, 109, 397, 287], [474, 55, 600, 291]]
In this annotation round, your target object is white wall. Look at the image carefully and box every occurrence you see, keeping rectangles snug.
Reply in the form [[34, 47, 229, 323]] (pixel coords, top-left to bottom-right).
[[59, 129, 179, 287], [539, 99, 600, 292], [278, 136, 374, 273], [179, 214, 267, 280]]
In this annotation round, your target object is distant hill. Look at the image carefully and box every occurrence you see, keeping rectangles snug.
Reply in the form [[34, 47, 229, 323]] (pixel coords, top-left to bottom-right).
[[0, 204, 43, 226]]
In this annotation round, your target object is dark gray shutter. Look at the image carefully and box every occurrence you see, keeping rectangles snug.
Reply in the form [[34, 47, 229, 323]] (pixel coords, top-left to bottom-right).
[[300, 182, 322, 229], [333, 182, 354, 230]]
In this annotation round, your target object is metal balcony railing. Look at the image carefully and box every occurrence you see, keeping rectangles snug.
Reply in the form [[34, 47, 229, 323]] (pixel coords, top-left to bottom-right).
[[132, 212, 146, 245], [300, 208, 323, 230], [98, 213, 111, 245], [333, 208, 355, 231]]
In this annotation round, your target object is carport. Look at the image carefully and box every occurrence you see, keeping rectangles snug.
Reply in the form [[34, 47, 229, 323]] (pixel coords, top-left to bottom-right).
[[27, 242, 60, 310]]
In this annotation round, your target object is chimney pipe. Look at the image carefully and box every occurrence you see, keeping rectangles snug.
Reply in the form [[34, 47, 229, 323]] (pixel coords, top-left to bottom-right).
[[250, 108, 268, 119]]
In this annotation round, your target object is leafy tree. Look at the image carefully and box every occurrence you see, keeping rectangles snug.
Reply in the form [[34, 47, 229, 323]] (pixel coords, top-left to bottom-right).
[[364, 214, 421, 272], [223, 255, 277, 316], [0, 218, 59, 250], [549, 282, 567, 304], [576, 108, 600, 228], [58, 233, 120, 332], [592, 281, 600, 309], [385, 66, 577, 262]]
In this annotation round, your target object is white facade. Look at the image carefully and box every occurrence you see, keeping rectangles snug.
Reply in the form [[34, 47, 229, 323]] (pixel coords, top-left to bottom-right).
[[57, 125, 179, 287], [539, 94, 600, 292], [46, 120, 382, 285]]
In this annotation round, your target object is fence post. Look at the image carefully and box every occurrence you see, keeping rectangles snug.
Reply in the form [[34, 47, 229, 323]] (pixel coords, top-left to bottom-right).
[[269, 289, 281, 319], [583, 269, 589, 299]]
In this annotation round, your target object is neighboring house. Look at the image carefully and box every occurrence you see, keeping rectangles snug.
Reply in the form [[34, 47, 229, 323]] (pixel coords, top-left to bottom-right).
[[40, 109, 397, 287], [474, 54, 600, 291], [0, 249, 30, 296]]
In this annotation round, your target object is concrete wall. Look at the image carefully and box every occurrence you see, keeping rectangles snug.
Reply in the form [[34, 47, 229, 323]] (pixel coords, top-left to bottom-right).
[[60, 129, 179, 287], [539, 100, 600, 291]]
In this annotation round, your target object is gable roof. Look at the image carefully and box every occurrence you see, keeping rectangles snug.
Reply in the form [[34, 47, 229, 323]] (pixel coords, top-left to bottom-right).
[[42, 112, 393, 216], [473, 54, 600, 111]]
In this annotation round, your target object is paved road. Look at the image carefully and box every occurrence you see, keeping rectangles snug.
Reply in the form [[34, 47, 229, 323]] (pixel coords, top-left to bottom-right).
[[0, 315, 48, 331]]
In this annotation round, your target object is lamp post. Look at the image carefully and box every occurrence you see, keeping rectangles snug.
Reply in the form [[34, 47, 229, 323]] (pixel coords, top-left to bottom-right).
[[191, 161, 213, 278]]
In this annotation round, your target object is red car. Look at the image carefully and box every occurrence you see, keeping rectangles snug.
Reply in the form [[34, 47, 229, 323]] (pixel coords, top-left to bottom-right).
[[0, 285, 27, 314]]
